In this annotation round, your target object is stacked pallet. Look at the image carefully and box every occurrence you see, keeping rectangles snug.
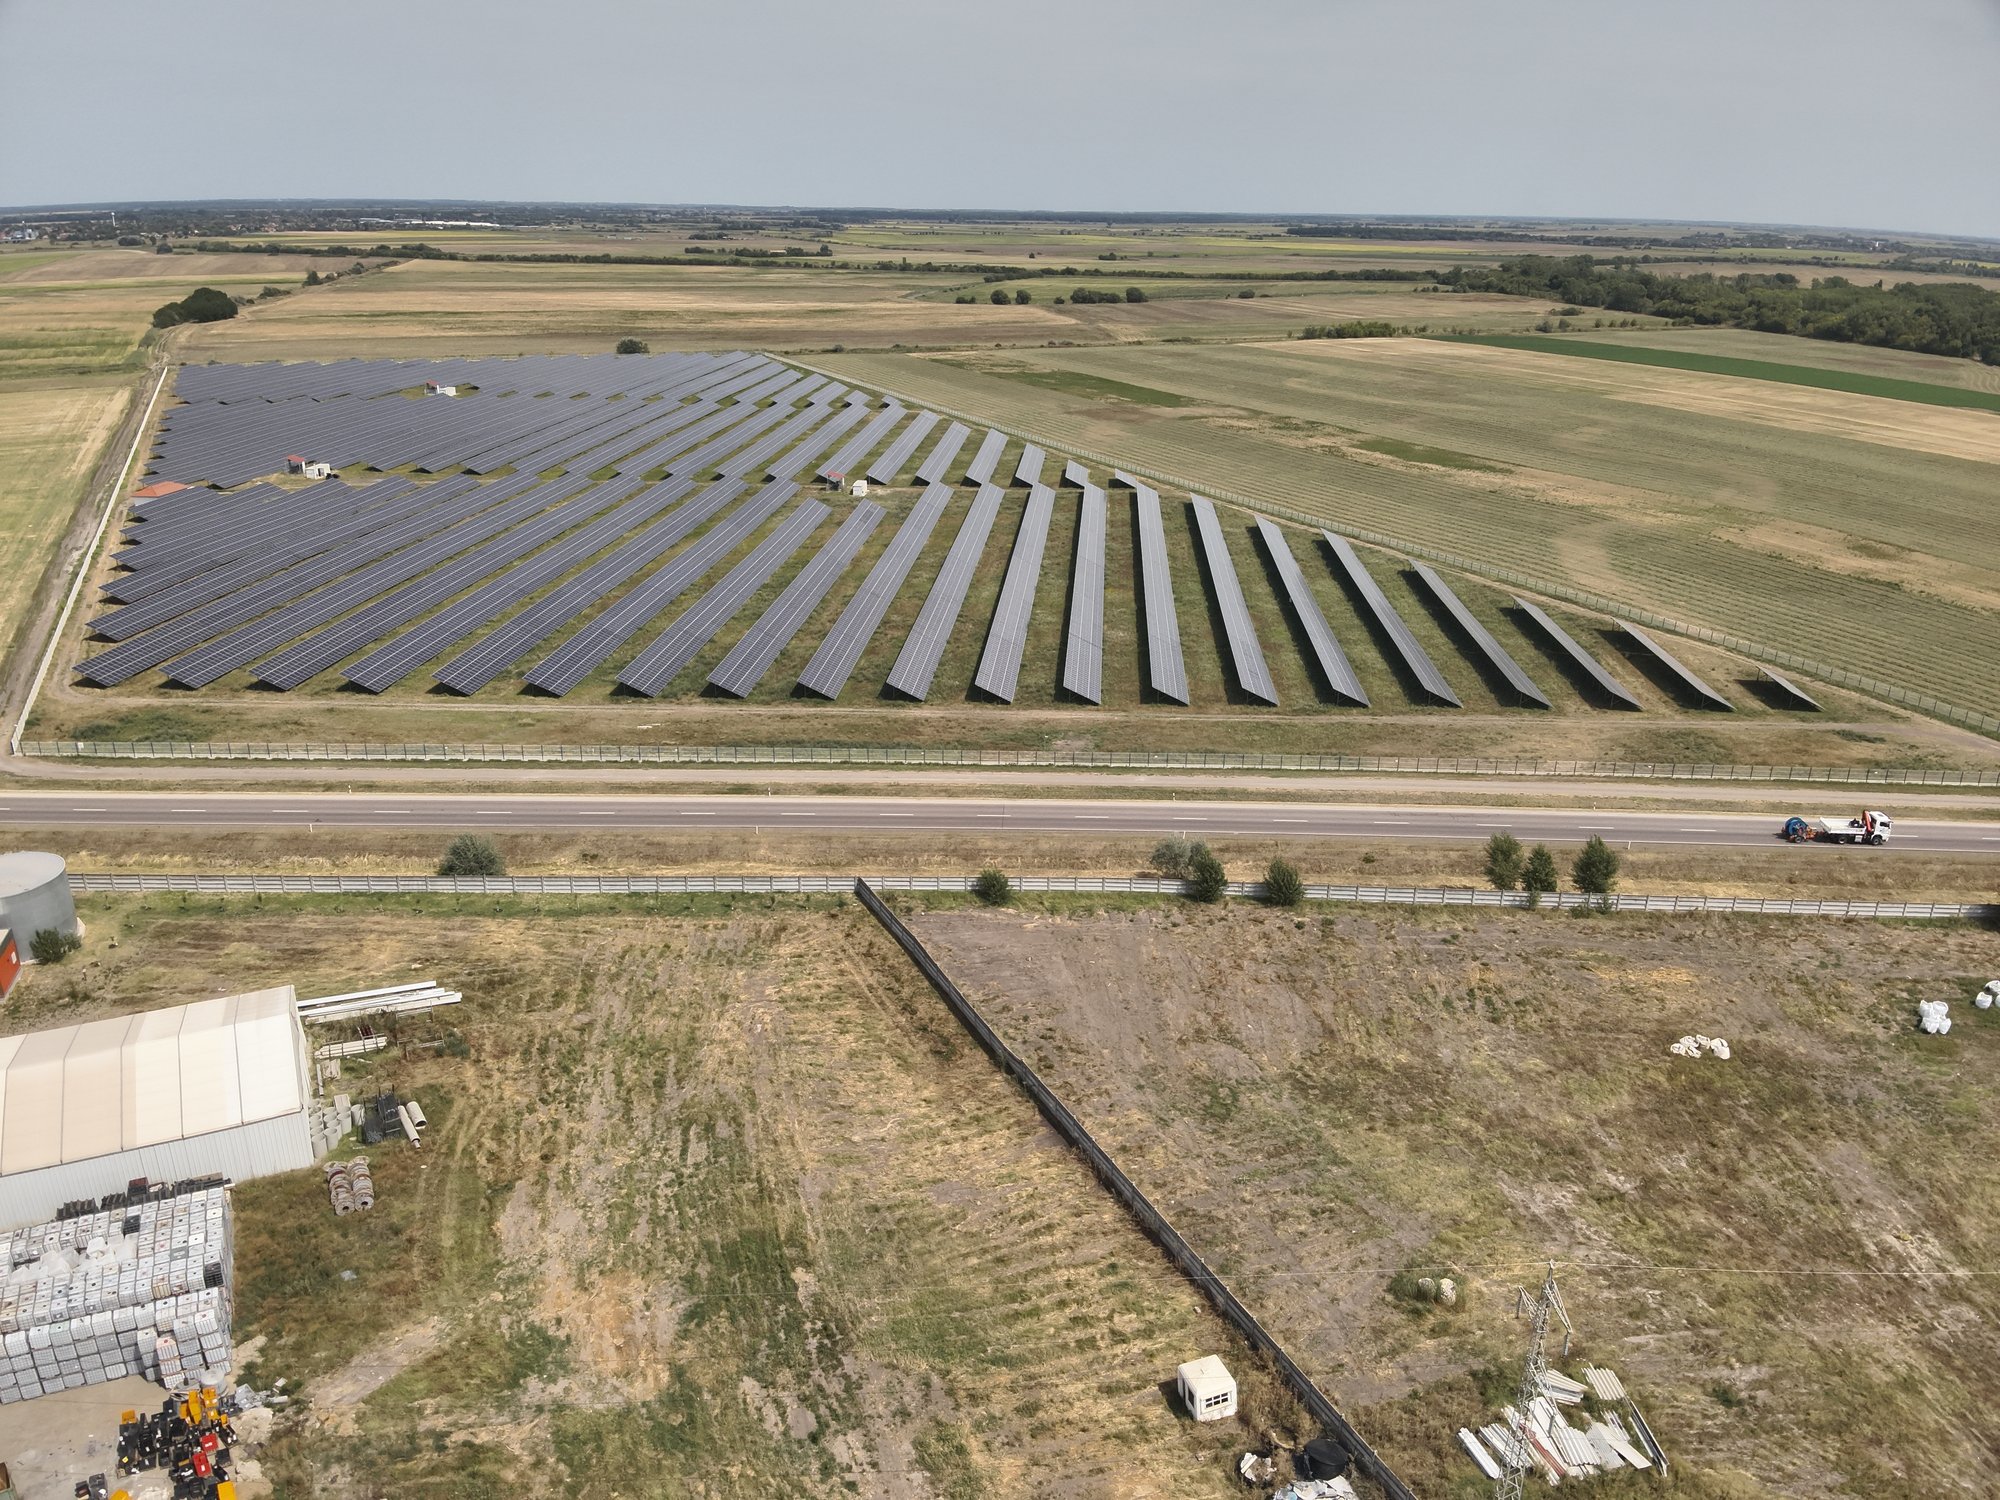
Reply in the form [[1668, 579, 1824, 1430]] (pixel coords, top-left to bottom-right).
[[0, 1183, 234, 1403]]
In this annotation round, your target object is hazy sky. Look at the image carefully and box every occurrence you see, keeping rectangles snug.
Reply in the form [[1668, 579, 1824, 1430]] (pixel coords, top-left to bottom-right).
[[4, 0, 1997, 237]]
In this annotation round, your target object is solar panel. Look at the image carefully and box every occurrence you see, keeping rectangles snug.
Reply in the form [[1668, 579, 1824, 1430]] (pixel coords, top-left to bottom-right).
[[1319, 530, 1461, 707], [1252, 518, 1367, 706], [1132, 483, 1188, 704], [818, 402, 903, 481], [964, 429, 1007, 485], [796, 483, 953, 699], [1062, 459, 1089, 488], [885, 484, 1003, 701], [1758, 665, 1822, 711], [708, 502, 885, 697], [866, 410, 941, 484], [617, 499, 831, 696], [1616, 621, 1734, 710], [1406, 563, 1549, 708], [913, 421, 970, 486], [972, 483, 1054, 703], [1189, 496, 1276, 705], [1014, 444, 1046, 489], [1508, 597, 1642, 710], [774, 401, 871, 481], [1062, 485, 1107, 704], [433, 480, 755, 694], [523, 483, 797, 697]]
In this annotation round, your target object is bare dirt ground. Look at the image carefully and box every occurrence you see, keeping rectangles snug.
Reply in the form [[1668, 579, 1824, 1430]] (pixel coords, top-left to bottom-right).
[[913, 903, 2000, 1499]]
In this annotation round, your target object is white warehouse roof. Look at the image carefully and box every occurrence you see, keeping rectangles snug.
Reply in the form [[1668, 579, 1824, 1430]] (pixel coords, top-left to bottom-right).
[[0, 986, 304, 1175]]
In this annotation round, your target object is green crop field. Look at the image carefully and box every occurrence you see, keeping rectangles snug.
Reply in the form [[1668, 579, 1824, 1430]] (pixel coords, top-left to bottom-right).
[[815, 341, 2000, 718], [1564, 325, 2000, 393], [1445, 332, 2000, 412]]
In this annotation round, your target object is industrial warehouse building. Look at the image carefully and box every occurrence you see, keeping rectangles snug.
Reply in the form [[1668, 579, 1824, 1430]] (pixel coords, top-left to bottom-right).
[[0, 986, 313, 1228]]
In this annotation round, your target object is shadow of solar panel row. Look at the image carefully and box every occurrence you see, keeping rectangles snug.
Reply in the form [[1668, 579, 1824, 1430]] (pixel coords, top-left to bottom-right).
[[1758, 666, 1822, 710], [817, 402, 904, 481], [774, 401, 871, 481], [252, 471, 663, 689], [1252, 519, 1367, 707], [523, 483, 796, 697], [914, 422, 971, 486], [1062, 485, 1107, 705], [1014, 444, 1045, 489], [77, 476, 544, 686], [971, 483, 1055, 704], [708, 502, 885, 698], [1617, 621, 1733, 710], [1407, 563, 1549, 708], [343, 476, 702, 692], [887, 484, 1003, 702], [718, 402, 840, 480], [866, 411, 941, 484], [796, 483, 952, 699], [87, 476, 487, 639], [618, 500, 831, 697], [433, 479, 755, 694], [1062, 459, 1090, 488], [1132, 482, 1189, 705], [1508, 598, 1641, 710], [161, 475, 602, 688], [1320, 530, 1461, 707], [1190, 495, 1277, 706], [963, 429, 1007, 486]]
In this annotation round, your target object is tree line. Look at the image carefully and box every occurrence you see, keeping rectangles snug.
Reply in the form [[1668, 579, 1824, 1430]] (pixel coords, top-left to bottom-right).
[[1439, 255, 2000, 364]]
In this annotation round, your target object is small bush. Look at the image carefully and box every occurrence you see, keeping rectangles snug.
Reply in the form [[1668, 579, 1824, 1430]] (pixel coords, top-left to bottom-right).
[[990, 288, 1010, 305], [1187, 851, 1228, 903], [614, 337, 649, 354], [1522, 845, 1559, 907], [1263, 858, 1305, 907], [438, 835, 506, 877], [1236, 288, 1255, 298], [971, 868, 1012, 906], [1572, 834, 1621, 897], [1149, 835, 1206, 879], [1013, 288, 1031, 304], [29, 928, 81, 965], [1483, 831, 1524, 891], [1124, 286, 1147, 303]]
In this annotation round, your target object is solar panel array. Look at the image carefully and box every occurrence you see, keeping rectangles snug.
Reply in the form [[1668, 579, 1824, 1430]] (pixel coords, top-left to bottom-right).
[[1509, 598, 1642, 710], [1189, 496, 1277, 706], [973, 483, 1055, 703], [886, 484, 1003, 701], [1617, 621, 1735, 710], [1758, 666, 1822, 711], [1062, 485, 1107, 704], [1407, 563, 1549, 708], [1132, 482, 1189, 704], [80, 354, 1796, 715], [1253, 518, 1367, 706], [1320, 530, 1462, 707]]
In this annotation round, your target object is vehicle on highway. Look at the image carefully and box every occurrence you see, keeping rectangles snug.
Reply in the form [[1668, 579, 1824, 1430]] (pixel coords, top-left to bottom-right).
[[1781, 810, 1893, 845]]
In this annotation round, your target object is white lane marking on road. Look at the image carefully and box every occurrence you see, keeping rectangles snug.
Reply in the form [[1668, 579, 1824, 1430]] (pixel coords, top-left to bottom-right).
[[1678, 828, 1718, 833], [679, 811, 715, 817], [72, 807, 107, 812], [779, 811, 813, 817], [474, 810, 509, 816], [377, 808, 411, 813], [1476, 822, 1511, 827], [578, 811, 615, 816], [1273, 817, 1310, 823], [1075, 814, 1110, 820], [976, 812, 1005, 818], [171, 808, 203, 813], [1372, 819, 1410, 825], [879, 812, 913, 817]]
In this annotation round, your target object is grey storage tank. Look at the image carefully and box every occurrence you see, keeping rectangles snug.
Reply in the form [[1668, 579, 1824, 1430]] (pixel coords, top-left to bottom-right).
[[0, 852, 78, 952]]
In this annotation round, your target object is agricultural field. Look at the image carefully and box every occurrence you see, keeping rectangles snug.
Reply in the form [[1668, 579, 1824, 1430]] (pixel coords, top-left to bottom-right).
[[1561, 326, 2000, 394], [818, 339, 2000, 716], [916, 901, 2000, 1499], [10, 895, 1287, 1500]]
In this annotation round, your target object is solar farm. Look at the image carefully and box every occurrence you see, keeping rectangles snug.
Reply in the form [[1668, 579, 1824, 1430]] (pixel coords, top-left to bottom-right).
[[73, 349, 1821, 717]]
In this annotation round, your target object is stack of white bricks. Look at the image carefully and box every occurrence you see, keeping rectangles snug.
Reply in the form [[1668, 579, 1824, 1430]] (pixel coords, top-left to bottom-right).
[[0, 1184, 234, 1404]]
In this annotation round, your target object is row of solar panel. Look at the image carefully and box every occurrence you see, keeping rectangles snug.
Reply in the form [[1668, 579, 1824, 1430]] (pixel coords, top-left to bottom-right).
[[171, 351, 737, 406], [91, 357, 1779, 711]]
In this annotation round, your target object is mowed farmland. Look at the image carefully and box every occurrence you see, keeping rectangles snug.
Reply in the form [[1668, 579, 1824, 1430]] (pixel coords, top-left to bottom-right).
[[818, 339, 2000, 716]]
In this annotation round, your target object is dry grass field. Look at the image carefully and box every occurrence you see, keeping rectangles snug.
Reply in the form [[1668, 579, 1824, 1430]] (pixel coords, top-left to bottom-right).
[[816, 341, 2000, 715], [915, 902, 2000, 1499], [5, 897, 1292, 1500]]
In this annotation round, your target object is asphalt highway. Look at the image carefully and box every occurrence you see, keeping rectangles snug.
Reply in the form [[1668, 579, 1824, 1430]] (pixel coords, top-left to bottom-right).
[[0, 792, 1995, 853]]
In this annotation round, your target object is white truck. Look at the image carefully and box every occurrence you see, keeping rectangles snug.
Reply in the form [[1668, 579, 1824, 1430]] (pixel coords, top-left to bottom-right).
[[1781, 810, 1892, 845]]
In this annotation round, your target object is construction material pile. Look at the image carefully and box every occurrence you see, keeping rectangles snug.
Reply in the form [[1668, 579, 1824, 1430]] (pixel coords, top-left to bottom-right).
[[1917, 1000, 1952, 1035], [117, 1382, 240, 1494], [1668, 1033, 1730, 1059], [1976, 981, 1998, 1011], [324, 1157, 375, 1215], [0, 1180, 234, 1404], [1458, 1364, 1666, 1484]]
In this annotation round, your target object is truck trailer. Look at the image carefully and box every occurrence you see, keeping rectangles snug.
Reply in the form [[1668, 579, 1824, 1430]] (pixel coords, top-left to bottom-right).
[[1781, 810, 1892, 845]]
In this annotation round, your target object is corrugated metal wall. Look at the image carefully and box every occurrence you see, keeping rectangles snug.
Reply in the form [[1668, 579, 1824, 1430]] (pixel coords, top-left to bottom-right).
[[0, 1109, 312, 1231]]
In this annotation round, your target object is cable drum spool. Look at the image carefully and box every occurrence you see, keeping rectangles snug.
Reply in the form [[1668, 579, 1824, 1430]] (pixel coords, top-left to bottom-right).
[[348, 1158, 374, 1211], [324, 1161, 355, 1216]]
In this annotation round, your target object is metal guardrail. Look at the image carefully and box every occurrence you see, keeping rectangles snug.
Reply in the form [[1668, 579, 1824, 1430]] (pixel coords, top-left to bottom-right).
[[20, 740, 2000, 786], [850, 877, 1419, 1500], [789, 359, 2000, 739], [63, 872, 1993, 921]]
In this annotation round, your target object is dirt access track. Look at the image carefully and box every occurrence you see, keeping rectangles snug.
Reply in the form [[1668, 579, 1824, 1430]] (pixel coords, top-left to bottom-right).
[[914, 901, 2000, 1499]]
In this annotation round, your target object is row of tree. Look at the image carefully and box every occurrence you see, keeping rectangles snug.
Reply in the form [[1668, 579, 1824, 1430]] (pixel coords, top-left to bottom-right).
[[1484, 831, 1620, 906], [1440, 255, 2000, 364]]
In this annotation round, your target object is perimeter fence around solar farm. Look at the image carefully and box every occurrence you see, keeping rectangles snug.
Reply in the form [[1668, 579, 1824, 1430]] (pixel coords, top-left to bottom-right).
[[790, 360, 2000, 740], [21, 739, 2000, 787], [64, 873, 1993, 922], [850, 878, 1419, 1500]]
